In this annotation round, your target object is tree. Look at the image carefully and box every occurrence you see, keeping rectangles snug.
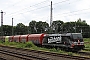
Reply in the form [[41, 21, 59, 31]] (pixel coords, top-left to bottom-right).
[[62, 22, 75, 33], [62, 18, 90, 38], [51, 20, 64, 33], [76, 19, 90, 38], [29, 20, 37, 34], [36, 21, 49, 33], [29, 21, 49, 34], [2, 25, 12, 36], [14, 23, 28, 35]]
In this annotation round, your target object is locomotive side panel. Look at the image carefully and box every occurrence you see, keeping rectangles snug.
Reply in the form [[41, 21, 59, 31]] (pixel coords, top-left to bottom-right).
[[42, 34, 63, 47]]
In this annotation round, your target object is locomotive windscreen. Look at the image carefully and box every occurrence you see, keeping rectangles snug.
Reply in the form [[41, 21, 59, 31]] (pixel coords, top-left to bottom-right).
[[72, 34, 83, 39], [71, 33, 83, 42]]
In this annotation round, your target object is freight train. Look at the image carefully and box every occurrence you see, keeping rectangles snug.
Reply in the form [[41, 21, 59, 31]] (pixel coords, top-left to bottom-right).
[[0, 33, 85, 51]]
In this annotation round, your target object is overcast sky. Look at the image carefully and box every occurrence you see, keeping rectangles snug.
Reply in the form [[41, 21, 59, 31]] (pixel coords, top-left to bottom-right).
[[0, 0, 90, 26]]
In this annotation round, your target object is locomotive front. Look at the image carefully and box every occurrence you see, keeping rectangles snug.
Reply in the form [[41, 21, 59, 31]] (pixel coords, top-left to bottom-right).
[[69, 33, 85, 51]]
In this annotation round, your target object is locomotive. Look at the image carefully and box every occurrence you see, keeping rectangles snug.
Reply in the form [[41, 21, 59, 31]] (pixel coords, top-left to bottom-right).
[[1, 33, 84, 51], [42, 33, 84, 51]]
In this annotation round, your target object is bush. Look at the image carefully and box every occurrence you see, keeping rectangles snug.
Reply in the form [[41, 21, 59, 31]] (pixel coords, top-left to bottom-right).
[[68, 52, 73, 56], [25, 42, 36, 48]]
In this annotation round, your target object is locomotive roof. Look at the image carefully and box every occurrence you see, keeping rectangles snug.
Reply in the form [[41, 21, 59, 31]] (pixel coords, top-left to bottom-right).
[[46, 34, 61, 36], [61, 33, 82, 36], [44, 33, 82, 37]]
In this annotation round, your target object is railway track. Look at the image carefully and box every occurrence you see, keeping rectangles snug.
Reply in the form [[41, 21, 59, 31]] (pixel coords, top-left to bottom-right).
[[78, 51, 90, 56], [0, 45, 90, 60], [83, 48, 90, 51], [0, 47, 50, 60]]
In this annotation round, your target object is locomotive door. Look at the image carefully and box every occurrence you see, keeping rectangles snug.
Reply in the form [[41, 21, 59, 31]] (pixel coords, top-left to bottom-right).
[[62, 36, 70, 45]]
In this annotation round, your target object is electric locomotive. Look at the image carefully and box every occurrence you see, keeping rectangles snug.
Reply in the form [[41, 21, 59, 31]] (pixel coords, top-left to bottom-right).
[[42, 33, 84, 51]]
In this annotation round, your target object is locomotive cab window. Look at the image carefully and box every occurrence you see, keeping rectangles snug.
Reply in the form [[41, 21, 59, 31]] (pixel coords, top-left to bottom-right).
[[72, 34, 83, 42], [72, 34, 83, 39]]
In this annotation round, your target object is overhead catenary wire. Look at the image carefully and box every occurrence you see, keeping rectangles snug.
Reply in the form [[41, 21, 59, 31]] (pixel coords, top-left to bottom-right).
[[20, 7, 90, 22], [5, 0, 89, 17], [3, 0, 24, 10], [5, 0, 72, 22], [20, 0, 83, 22], [7, 0, 50, 15], [3, 0, 90, 26], [6, 0, 71, 17], [13, 3, 90, 21], [54, 7, 90, 17], [52, 0, 70, 5]]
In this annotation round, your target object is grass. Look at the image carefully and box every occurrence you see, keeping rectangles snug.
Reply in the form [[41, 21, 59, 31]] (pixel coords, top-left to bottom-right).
[[82, 38, 90, 52], [0, 38, 90, 57], [0, 40, 36, 48], [84, 38, 90, 50], [84, 38, 90, 42], [0, 40, 70, 55]]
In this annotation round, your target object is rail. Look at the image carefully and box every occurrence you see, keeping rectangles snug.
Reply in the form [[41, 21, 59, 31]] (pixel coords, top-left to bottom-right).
[[0, 45, 90, 60]]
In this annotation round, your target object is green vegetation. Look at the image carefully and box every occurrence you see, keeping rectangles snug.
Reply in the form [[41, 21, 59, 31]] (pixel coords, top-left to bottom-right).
[[0, 41, 36, 48], [0, 40, 73, 55], [67, 52, 73, 56], [0, 38, 90, 57], [1, 19, 90, 38], [84, 38, 90, 51], [84, 38, 90, 48], [84, 38, 90, 43]]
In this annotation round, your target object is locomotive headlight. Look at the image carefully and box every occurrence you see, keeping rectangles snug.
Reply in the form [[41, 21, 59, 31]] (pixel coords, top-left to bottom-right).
[[81, 42, 84, 45], [73, 42, 77, 45]]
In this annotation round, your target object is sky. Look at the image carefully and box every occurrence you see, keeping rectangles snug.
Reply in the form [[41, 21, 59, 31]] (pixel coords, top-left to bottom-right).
[[0, 0, 90, 26]]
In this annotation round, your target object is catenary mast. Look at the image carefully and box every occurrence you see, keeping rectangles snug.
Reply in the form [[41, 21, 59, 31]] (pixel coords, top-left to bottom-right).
[[50, 1, 53, 33]]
